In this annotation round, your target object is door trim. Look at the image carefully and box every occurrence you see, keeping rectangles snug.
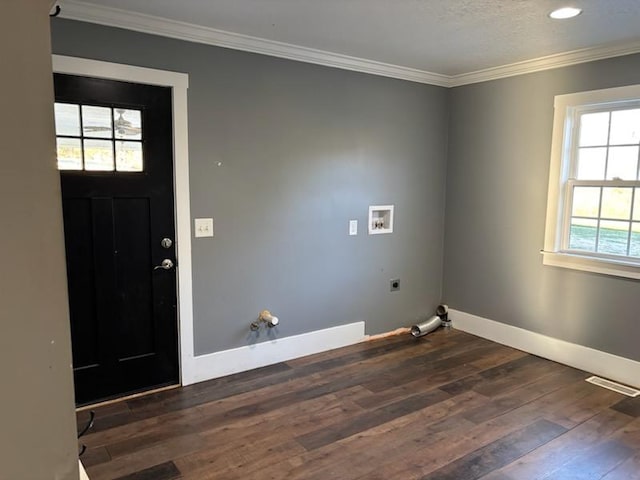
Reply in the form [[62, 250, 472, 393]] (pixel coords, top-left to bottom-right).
[[52, 55, 196, 386]]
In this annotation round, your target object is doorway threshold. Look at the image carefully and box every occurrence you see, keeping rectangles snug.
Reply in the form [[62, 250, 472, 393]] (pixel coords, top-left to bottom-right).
[[76, 383, 180, 412]]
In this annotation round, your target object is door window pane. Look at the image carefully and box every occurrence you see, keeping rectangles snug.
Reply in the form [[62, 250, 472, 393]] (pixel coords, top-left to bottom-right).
[[601, 187, 632, 220], [116, 141, 143, 172], [634, 190, 640, 222], [56, 103, 144, 173], [84, 139, 114, 171], [54, 103, 80, 136], [57, 137, 82, 170], [82, 105, 112, 138], [114, 109, 142, 140]]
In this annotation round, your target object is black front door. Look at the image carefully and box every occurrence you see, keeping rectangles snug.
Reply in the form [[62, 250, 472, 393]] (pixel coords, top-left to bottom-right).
[[54, 74, 179, 406]]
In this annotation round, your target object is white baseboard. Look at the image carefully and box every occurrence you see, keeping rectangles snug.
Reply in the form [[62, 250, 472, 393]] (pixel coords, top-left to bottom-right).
[[79, 461, 89, 480], [450, 309, 640, 390], [184, 322, 365, 385]]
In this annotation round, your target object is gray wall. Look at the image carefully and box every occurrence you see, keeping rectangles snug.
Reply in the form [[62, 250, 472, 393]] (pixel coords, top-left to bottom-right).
[[0, 1, 78, 479], [444, 54, 640, 361], [51, 19, 449, 355]]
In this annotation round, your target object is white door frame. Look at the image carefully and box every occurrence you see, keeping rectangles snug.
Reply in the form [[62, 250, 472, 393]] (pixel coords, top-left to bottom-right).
[[52, 55, 196, 385]]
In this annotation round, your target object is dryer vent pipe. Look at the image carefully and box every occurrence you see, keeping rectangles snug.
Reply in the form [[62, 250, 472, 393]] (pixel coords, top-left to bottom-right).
[[411, 304, 449, 338]]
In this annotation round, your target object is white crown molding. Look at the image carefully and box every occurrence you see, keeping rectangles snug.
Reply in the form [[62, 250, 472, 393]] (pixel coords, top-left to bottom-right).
[[58, 1, 640, 88], [58, 0, 450, 87], [449, 41, 640, 87]]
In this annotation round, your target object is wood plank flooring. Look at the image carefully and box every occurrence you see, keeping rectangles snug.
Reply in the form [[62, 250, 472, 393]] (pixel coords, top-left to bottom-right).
[[76, 329, 640, 480]]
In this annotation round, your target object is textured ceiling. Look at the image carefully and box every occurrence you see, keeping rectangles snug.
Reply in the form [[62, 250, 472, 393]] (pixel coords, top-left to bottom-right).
[[60, 0, 640, 76]]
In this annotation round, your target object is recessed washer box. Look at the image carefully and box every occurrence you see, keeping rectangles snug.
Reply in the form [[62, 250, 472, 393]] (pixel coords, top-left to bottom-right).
[[368, 205, 394, 235]]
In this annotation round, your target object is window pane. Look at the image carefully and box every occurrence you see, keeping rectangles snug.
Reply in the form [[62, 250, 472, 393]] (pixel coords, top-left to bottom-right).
[[82, 105, 112, 138], [630, 223, 640, 257], [56, 137, 82, 170], [116, 141, 143, 172], [609, 109, 640, 145], [569, 218, 597, 251], [601, 187, 632, 220], [576, 147, 606, 179], [84, 139, 114, 171], [606, 146, 639, 180], [579, 112, 610, 147], [598, 220, 630, 255], [572, 187, 600, 218], [114, 109, 142, 140], [54, 103, 80, 136], [634, 189, 640, 221]]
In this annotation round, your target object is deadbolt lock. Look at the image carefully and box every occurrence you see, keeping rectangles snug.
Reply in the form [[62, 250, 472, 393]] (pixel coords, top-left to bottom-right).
[[161, 238, 173, 249]]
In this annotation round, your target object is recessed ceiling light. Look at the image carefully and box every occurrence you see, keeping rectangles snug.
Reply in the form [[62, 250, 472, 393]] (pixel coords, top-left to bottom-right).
[[549, 7, 583, 19]]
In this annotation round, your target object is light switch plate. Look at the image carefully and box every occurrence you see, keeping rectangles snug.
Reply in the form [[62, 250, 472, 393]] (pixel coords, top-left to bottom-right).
[[194, 218, 214, 238], [349, 220, 358, 236]]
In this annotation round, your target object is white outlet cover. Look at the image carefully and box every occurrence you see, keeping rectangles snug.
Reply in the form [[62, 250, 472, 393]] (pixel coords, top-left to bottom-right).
[[349, 220, 358, 236], [194, 218, 214, 238]]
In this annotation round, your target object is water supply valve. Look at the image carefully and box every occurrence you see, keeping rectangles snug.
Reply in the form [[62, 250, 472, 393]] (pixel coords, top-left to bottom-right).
[[250, 310, 280, 331]]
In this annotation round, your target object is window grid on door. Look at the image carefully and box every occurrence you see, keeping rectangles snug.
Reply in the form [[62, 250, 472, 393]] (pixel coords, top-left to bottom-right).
[[54, 103, 144, 172]]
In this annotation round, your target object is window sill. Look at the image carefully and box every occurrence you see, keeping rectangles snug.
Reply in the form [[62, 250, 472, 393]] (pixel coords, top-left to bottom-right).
[[541, 251, 640, 280]]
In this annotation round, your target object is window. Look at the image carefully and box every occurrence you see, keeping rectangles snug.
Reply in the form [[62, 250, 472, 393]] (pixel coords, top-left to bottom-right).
[[543, 85, 640, 279], [54, 103, 143, 172]]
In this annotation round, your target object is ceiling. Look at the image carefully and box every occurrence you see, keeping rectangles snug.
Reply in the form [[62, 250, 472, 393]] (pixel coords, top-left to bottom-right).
[[58, 0, 640, 86]]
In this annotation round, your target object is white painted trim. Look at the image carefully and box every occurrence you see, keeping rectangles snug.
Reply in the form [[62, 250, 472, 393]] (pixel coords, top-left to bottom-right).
[[541, 251, 640, 280], [450, 309, 640, 390], [52, 55, 188, 89], [450, 41, 640, 87], [542, 83, 640, 280], [58, 0, 449, 87], [58, 1, 640, 88], [79, 461, 89, 480], [186, 322, 365, 385], [51, 55, 196, 387]]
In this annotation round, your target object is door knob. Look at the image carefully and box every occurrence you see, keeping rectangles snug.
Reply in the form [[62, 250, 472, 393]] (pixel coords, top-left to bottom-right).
[[154, 259, 174, 271]]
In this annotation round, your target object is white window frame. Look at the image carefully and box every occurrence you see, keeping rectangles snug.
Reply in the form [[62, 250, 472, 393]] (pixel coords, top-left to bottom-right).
[[543, 84, 640, 280]]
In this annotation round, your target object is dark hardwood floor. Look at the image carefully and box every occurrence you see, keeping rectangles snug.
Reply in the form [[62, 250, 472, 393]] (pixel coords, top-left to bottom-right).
[[77, 328, 640, 480]]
